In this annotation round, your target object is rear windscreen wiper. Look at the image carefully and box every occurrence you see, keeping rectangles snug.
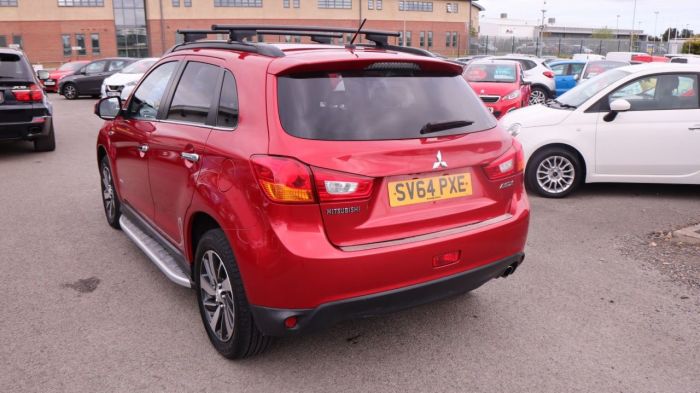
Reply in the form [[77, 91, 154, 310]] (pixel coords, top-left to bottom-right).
[[420, 120, 474, 135]]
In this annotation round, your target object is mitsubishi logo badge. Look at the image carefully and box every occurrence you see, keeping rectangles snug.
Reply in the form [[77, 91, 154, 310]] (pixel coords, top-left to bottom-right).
[[433, 151, 448, 169]]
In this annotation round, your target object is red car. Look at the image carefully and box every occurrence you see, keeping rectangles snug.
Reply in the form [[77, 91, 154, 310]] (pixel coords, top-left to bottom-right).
[[94, 25, 530, 359], [464, 60, 531, 119], [41, 60, 89, 92]]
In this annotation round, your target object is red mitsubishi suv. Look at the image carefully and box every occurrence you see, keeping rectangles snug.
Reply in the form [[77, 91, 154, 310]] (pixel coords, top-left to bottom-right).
[[94, 25, 530, 359]]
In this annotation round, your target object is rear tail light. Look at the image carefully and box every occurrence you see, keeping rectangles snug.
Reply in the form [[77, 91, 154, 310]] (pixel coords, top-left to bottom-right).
[[251, 155, 315, 203], [312, 167, 374, 202], [543, 70, 554, 78], [251, 155, 375, 204], [12, 84, 44, 102], [483, 139, 525, 180]]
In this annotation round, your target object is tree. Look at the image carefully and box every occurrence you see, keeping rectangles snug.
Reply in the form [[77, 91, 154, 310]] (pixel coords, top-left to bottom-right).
[[591, 27, 614, 39], [681, 38, 700, 54], [662, 27, 695, 40]]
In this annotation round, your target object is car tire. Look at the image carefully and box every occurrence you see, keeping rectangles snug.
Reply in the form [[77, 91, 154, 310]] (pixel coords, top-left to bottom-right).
[[526, 147, 583, 198], [529, 87, 549, 105], [100, 156, 121, 229], [195, 229, 272, 359], [62, 83, 78, 100], [34, 125, 56, 152]]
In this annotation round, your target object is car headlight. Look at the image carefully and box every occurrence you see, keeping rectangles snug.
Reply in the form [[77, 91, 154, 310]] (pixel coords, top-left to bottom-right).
[[507, 123, 522, 137], [504, 90, 521, 100]]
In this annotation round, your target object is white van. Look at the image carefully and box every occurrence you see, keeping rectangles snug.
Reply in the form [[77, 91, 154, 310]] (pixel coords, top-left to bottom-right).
[[669, 55, 700, 64], [572, 53, 605, 61]]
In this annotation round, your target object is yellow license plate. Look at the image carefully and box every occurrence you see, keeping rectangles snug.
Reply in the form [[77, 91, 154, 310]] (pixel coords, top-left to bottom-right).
[[388, 173, 473, 207]]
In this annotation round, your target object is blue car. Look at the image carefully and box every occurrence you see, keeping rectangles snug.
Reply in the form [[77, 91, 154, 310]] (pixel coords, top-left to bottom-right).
[[548, 60, 586, 97]]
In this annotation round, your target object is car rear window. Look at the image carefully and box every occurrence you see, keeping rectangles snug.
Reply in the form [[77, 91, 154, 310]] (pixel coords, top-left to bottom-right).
[[277, 70, 495, 141], [0, 53, 31, 80], [465, 63, 517, 83]]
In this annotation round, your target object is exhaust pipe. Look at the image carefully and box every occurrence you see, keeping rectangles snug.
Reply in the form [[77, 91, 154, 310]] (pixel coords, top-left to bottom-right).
[[501, 262, 518, 278]]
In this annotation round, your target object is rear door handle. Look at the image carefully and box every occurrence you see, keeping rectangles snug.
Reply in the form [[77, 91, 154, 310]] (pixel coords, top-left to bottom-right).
[[181, 152, 199, 162], [137, 144, 149, 153]]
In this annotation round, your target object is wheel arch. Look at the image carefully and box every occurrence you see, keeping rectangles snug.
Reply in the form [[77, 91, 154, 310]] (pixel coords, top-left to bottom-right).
[[527, 142, 588, 181], [188, 212, 223, 271], [530, 83, 553, 98]]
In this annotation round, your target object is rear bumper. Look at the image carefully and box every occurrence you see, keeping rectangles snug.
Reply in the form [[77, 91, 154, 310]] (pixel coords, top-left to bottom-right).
[[250, 252, 524, 336], [486, 101, 523, 119], [0, 116, 52, 141]]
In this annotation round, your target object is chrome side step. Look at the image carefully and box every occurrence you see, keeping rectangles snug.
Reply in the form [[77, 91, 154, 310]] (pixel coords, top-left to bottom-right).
[[119, 215, 192, 288]]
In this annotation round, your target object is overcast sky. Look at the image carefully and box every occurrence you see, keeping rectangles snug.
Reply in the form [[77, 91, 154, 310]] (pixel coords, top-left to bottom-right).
[[477, 0, 698, 36]]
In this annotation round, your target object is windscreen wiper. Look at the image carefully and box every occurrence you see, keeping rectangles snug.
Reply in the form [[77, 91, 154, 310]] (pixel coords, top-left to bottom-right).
[[420, 120, 474, 135], [553, 99, 577, 109]]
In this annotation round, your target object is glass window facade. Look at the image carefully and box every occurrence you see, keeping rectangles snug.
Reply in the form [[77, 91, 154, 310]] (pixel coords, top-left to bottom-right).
[[399, 1, 432, 12], [318, 0, 351, 9], [75, 34, 87, 55], [113, 0, 149, 57], [58, 0, 104, 6], [62, 35, 72, 56], [91, 33, 101, 54], [215, 0, 263, 6]]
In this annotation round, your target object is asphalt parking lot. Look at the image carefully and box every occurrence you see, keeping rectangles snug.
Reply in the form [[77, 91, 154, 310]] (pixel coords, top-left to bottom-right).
[[1, 97, 699, 392]]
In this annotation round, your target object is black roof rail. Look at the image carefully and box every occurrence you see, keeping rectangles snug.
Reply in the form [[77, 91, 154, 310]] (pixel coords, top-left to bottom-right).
[[212, 24, 400, 48], [167, 25, 436, 59]]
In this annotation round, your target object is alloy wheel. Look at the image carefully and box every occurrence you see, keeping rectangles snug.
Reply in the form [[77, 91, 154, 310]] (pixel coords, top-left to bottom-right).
[[64, 84, 77, 99], [529, 89, 547, 105], [101, 165, 115, 221], [536, 155, 575, 194], [199, 250, 236, 342]]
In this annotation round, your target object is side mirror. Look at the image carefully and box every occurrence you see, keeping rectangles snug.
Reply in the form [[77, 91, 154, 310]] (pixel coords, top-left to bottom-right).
[[604, 99, 631, 122], [573, 74, 580, 81], [37, 70, 50, 80], [78, 68, 86, 75], [95, 97, 122, 120]]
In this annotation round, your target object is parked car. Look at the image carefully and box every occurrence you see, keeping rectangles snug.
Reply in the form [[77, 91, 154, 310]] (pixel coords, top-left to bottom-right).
[[59, 57, 135, 99], [464, 59, 531, 119], [572, 53, 605, 61], [454, 55, 490, 64], [500, 63, 700, 197], [0, 48, 56, 152], [101, 57, 158, 99], [94, 26, 530, 359], [548, 60, 586, 97], [606, 52, 669, 64], [580, 60, 629, 81], [40, 60, 89, 93], [492, 55, 556, 104], [669, 55, 700, 64]]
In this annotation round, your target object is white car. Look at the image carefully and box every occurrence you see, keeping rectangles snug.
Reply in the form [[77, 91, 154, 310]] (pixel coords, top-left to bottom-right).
[[100, 57, 158, 99], [500, 63, 700, 197], [491, 55, 557, 105]]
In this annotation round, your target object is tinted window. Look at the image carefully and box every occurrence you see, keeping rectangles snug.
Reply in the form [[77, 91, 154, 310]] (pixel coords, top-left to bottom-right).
[[85, 61, 106, 74], [0, 53, 31, 79], [108, 60, 129, 71], [217, 72, 239, 128], [167, 62, 221, 125], [277, 70, 495, 141], [550, 64, 567, 76], [127, 61, 178, 120], [465, 63, 517, 83], [570, 63, 584, 76], [609, 74, 699, 111]]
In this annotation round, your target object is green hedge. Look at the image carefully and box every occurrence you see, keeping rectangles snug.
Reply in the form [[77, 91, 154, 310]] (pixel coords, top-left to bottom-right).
[[681, 39, 700, 54]]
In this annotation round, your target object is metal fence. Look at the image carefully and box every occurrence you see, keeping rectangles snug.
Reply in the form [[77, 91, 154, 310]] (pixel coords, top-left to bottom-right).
[[471, 36, 672, 57]]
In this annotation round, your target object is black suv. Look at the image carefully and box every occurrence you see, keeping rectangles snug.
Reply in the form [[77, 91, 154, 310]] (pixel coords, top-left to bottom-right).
[[59, 57, 135, 99], [0, 48, 55, 152]]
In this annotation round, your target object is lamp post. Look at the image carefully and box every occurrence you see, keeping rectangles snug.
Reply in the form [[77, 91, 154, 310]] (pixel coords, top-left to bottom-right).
[[616, 14, 620, 39], [539, 1, 547, 57], [629, 0, 637, 51]]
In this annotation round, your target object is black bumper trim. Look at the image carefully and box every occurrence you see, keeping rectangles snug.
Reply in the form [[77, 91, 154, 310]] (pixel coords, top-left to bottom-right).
[[250, 253, 524, 336]]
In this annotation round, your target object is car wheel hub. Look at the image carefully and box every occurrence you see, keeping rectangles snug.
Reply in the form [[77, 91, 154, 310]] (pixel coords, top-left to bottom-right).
[[200, 250, 235, 342], [536, 155, 575, 194]]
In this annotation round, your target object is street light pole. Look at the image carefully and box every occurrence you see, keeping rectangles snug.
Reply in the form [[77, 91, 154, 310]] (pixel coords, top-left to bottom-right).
[[630, 0, 637, 51], [539, 1, 547, 57], [616, 14, 620, 39], [653, 11, 659, 43]]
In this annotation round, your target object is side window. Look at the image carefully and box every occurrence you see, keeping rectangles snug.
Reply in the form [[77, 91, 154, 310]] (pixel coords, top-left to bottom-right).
[[108, 60, 128, 71], [127, 61, 179, 120], [85, 61, 106, 74], [550, 64, 567, 76], [166, 62, 221, 125], [570, 63, 585, 77], [609, 74, 699, 111], [217, 71, 239, 129]]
